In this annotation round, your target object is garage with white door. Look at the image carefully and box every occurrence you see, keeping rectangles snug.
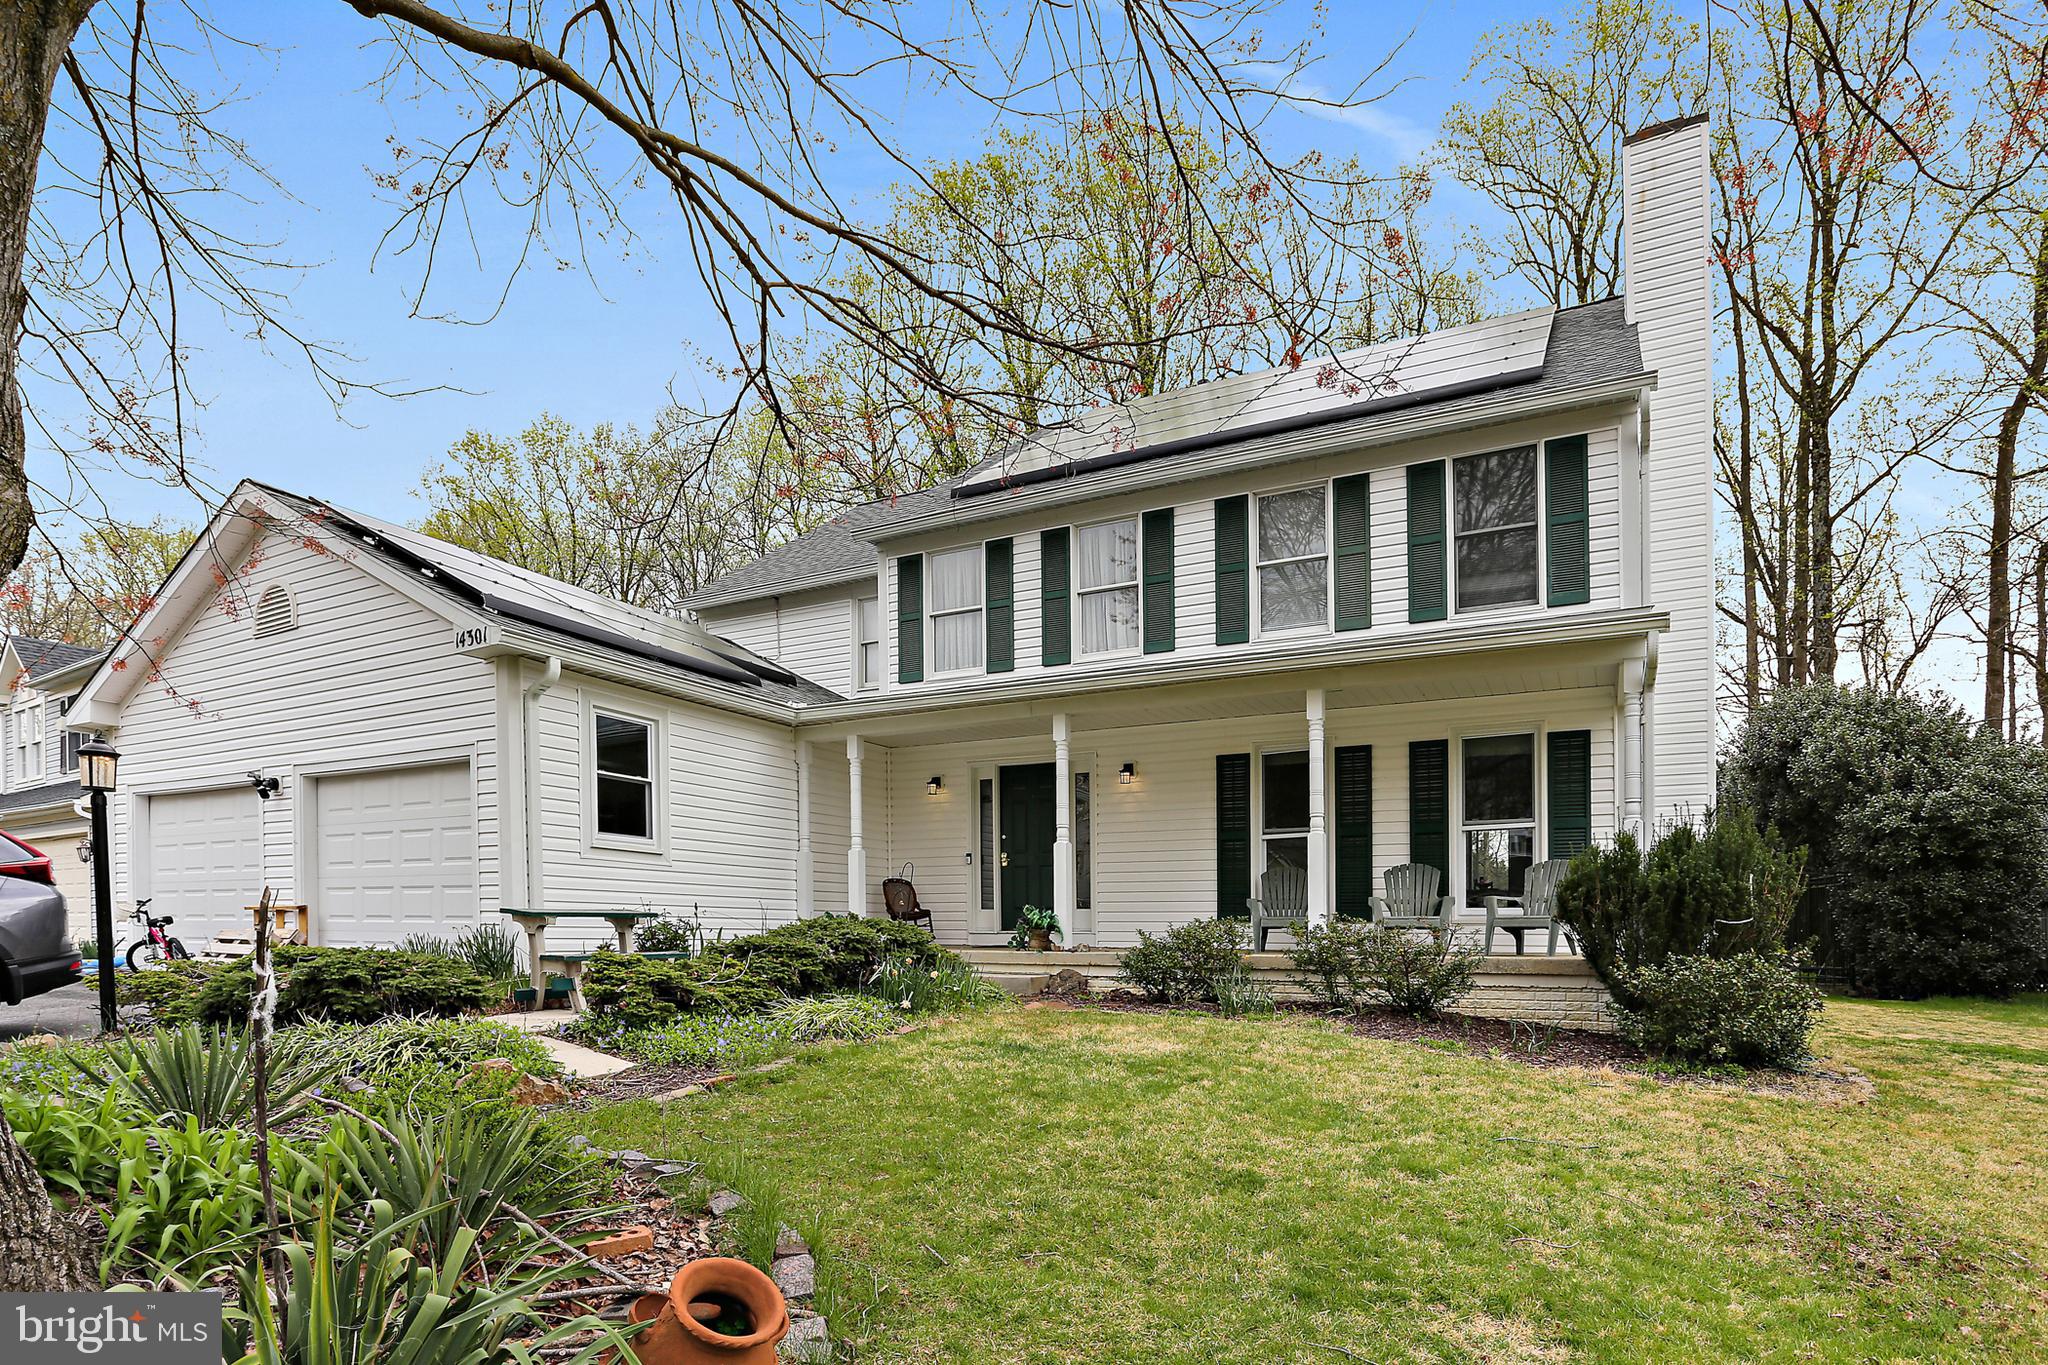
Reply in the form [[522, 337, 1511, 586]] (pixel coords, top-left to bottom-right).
[[315, 761, 475, 946], [145, 787, 263, 948]]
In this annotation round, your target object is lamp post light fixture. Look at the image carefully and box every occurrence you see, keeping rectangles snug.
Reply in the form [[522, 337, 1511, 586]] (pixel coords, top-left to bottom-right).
[[76, 734, 121, 1035]]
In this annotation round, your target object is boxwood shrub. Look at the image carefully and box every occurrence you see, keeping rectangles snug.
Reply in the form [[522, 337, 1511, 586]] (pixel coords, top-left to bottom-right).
[[1117, 919, 1246, 1003], [1612, 952, 1824, 1068]]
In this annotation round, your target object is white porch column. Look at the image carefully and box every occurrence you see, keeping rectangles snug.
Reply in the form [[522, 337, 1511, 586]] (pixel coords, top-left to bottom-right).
[[1620, 660, 1646, 831], [846, 735, 868, 916], [1052, 713, 1076, 944], [795, 741, 814, 918], [1306, 688, 1330, 928]]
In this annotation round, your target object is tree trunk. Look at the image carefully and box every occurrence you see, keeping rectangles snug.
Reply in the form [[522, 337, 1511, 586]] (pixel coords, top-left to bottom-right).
[[0, 2, 94, 585], [1982, 219, 2048, 734], [0, 1110, 98, 1291]]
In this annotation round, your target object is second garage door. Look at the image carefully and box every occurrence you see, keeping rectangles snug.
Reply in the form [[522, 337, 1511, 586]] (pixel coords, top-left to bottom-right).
[[316, 762, 475, 946]]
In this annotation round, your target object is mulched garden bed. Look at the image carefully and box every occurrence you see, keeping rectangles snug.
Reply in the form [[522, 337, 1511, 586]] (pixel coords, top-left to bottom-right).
[[577, 1061, 736, 1105], [1073, 991, 1873, 1102]]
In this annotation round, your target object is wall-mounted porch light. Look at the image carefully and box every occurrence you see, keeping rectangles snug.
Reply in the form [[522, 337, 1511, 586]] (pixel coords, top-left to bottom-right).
[[926, 775, 943, 796], [1118, 762, 1135, 785]]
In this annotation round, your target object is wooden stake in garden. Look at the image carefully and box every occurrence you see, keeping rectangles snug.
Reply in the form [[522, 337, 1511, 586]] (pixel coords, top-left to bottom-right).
[[247, 887, 286, 1304]]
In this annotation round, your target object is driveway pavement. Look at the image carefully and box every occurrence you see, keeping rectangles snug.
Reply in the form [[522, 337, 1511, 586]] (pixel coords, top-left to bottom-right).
[[0, 981, 102, 1040]]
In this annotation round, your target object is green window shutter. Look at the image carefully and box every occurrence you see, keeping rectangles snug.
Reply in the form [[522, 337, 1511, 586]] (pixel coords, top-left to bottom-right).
[[1214, 495, 1250, 645], [1408, 739, 1449, 881], [1406, 462, 1447, 623], [1547, 729, 1593, 858], [895, 555, 923, 684], [1040, 527, 1071, 666], [1334, 745, 1374, 918], [1333, 473, 1372, 632], [1216, 753, 1252, 918], [1545, 435, 1591, 606], [985, 538, 1014, 674], [1142, 507, 1176, 654]]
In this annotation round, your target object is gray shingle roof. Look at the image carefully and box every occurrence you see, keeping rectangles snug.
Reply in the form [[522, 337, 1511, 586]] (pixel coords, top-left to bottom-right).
[[689, 298, 1642, 609], [9, 636, 102, 681], [0, 778, 82, 817]]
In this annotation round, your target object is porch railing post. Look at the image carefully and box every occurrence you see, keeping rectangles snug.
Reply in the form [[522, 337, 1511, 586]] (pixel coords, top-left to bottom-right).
[[1619, 660, 1645, 832], [1307, 688, 1330, 929], [847, 734, 868, 916], [1052, 712, 1075, 945]]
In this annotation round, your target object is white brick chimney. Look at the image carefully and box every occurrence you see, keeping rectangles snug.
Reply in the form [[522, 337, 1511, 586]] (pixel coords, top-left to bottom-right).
[[1620, 114, 1714, 819]]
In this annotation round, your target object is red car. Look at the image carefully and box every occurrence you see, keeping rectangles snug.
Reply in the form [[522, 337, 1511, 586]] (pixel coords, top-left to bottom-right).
[[0, 830, 82, 1005]]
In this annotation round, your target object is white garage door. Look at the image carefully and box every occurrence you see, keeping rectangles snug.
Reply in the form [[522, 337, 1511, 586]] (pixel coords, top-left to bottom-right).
[[316, 762, 474, 946], [147, 788, 263, 946]]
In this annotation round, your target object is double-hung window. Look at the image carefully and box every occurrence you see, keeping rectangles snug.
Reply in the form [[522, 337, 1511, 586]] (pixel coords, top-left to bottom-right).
[[854, 597, 881, 691], [1461, 732, 1535, 906], [1453, 446, 1539, 610], [1256, 487, 1328, 633], [927, 546, 985, 674], [593, 711, 655, 843], [12, 703, 41, 781], [1260, 749, 1311, 879], [1074, 518, 1140, 656]]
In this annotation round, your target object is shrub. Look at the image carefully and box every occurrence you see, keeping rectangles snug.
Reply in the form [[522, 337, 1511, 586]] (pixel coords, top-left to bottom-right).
[[709, 915, 947, 996], [115, 958, 218, 1026], [1612, 952, 1824, 1067], [191, 946, 498, 1026], [1289, 921, 1481, 1018], [1117, 919, 1246, 1003], [580, 950, 783, 1029], [1723, 684, 2048, 998], [635, 913, 705, 954], [1554, 811, 1806, 1010]]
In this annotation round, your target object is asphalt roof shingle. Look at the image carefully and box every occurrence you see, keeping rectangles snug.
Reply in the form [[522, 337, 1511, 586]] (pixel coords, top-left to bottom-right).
[[8, 636, 102, 681]]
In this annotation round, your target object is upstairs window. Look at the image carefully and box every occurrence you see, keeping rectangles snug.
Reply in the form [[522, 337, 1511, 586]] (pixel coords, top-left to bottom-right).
[[12, 702, 42, 781], [1454, 447, 1539, 610], [855, 597, 881, 691], [927, 546, 984, 674], [58, 698, 80, 774], [1256, 487, 1328, 634], [593, 711, 655, 843], [1075, 519, 1140, 657]]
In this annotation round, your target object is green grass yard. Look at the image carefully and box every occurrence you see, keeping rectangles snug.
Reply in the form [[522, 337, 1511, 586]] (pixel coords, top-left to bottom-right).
[[570, 997, 2048, 1363]]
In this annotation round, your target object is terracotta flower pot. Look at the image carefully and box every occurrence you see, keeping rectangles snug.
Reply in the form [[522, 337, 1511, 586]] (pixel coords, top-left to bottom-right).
[[622, 1257, 788, 1365], [1028, 929, 1053, 952]]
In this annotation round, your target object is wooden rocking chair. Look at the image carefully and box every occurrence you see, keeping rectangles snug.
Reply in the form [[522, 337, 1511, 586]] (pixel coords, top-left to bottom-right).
[[880, 863, 934, 932]]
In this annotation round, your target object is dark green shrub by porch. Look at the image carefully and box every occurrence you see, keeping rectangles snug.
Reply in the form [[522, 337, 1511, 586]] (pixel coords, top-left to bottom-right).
[[1553, 809, 1804, 1010], [1118, 919, 1246, 1002], [1288, 921, 1481, 1017], [1723, 684, 2048, 998], [1612, 952, 1823, 1067]]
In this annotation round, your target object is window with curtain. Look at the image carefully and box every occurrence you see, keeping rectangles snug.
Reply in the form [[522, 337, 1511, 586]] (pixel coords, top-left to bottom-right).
[[927, 546, 984, 673], [1461, 732, 1535, 906], [1074, 519, 1140, 656], [1256, 487, 1328, 633], [1454, 446, 1539, 609], [855, 597, 881, 690], [12, 703, 41, 780], [593, 711, 655, 841], [1260, 749, 1310, 882]]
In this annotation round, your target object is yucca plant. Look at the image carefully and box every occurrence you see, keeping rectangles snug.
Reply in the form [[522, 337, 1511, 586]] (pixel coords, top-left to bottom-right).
[[448, 923, 524, 984], [227, 1194, 626, 1365], [72, 1023, 337, 1128]]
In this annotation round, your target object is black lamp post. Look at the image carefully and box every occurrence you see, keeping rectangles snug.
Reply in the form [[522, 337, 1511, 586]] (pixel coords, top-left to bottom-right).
[[77, 734, 120, 1035]]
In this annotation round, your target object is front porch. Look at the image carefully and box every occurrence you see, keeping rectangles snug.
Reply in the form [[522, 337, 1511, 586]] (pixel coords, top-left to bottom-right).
[[955, 946, 1613, 1029], [790, 628, 1655, 957]]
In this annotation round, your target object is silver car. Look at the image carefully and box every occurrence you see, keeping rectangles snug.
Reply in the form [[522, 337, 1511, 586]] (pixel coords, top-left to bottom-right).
[[0, 831, 81, 1005]]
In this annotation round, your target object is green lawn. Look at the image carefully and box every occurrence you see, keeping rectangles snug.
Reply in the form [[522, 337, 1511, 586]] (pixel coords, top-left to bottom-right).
[[569, 996, 2048, 1363]]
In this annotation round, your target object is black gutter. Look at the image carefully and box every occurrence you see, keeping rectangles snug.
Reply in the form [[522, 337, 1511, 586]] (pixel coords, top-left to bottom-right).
[[952, 364, 1546, 499], [258, 486, 765, 688]]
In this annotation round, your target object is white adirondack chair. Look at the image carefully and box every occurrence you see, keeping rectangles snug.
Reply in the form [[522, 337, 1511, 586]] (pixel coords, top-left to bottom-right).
[[1370, 863, 1457, 941]]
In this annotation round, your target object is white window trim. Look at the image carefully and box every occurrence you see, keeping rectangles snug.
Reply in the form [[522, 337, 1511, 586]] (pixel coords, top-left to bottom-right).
[[1451, 723, 1549, 911], [1072, 516, 1144, 661], [924, 543, 986, 678], [585, 695, 664, 854], [962, 754, 1098, 940], [1449, 444, 1544, 618], [1251, 482, 1334, 640], [850, 595, 881, 693]]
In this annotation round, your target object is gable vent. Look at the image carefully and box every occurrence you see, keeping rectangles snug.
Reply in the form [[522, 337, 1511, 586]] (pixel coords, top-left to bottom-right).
[[253, 584, 298, 638]]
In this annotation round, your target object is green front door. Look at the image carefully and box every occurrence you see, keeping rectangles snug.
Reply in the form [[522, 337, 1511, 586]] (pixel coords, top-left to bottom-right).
[[999, 763, 1056, 930]]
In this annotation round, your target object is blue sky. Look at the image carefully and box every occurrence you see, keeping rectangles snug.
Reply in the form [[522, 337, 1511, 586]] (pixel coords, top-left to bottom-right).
[[30, 0, 1583, 530]]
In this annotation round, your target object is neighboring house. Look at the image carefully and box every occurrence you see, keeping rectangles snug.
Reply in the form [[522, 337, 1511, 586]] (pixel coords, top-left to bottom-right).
[[67, 116, 1710, 954], [0, 635, 109, 938]]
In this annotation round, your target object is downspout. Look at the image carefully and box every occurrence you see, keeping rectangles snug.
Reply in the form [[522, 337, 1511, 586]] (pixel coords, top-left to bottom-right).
[[522, 657, 562, 911]]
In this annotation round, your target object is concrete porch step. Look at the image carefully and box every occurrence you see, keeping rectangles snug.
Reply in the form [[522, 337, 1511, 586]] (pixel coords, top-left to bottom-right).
[[978, 972, 1051, 998]]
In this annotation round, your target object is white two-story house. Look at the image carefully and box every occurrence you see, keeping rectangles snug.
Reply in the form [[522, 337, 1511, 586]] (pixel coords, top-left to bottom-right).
[[65, 116, 1709, 956], [0, 635, 108, 935]]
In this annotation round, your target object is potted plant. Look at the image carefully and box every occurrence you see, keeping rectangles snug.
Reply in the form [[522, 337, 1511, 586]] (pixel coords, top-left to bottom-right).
[[1008, 904, 1061, 952]]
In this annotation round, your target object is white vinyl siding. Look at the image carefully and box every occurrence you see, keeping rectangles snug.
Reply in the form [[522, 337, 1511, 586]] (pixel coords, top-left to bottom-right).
[[693, 583, 872, 699]]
